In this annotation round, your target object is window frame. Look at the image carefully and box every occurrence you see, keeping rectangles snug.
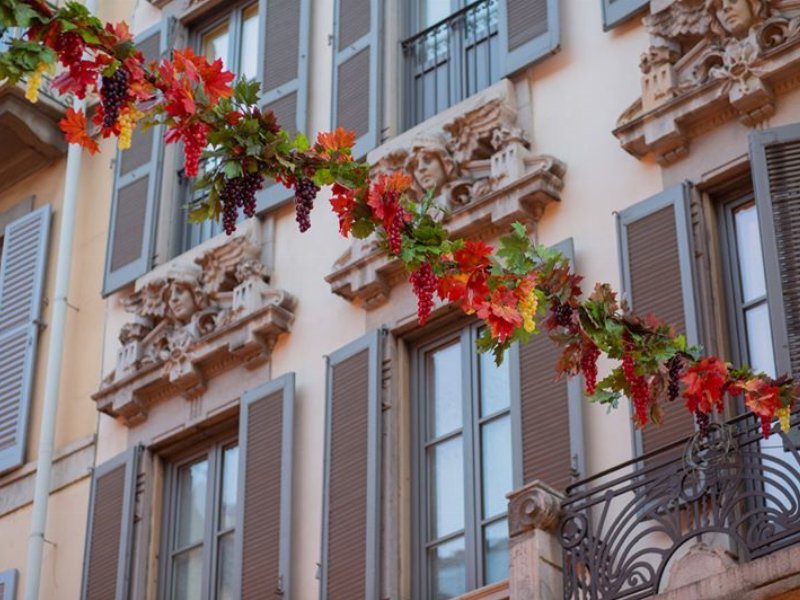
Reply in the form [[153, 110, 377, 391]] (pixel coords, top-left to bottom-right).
[[172, 0, 259, 257], [159, 432, 239, 600], [411, 321, 521, 598]]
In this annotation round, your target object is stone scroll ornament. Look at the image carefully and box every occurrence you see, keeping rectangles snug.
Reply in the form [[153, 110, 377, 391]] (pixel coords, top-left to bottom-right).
[[1, 0, 795, 439]]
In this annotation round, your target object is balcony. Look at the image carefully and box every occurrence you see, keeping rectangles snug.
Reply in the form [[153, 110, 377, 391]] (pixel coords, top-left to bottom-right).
[[558, 410, 800, 599], [0, 28, 68, 193], [401, 0, 500, 129]]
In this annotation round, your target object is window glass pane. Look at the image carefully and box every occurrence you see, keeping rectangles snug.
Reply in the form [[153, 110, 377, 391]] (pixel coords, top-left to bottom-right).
[[734, 203, 766, 303], [483, 518, 509, 585], [216, 531, 236, 600], [745, 302, 776, 377], [428, 342, 463, 438], [430, 436, 465, 539], [429, 536, 467, 599], [479, 347, 510, 416], [176, 459, 208, 548], [172, 547, 204, 600], [420, 0, 453, 29], [203, 21, 230, 66], [219, 445, 238, 530], [240, 4, 259, 80], [481, 415, 512, 519]]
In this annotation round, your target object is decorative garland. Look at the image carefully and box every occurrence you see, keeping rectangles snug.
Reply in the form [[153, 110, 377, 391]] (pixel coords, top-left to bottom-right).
[[1, 0, 795, 439]]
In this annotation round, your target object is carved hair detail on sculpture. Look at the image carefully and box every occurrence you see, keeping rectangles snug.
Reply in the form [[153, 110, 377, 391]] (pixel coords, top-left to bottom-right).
[[405, 132, 458, 198], [706, 0, 769, 39]]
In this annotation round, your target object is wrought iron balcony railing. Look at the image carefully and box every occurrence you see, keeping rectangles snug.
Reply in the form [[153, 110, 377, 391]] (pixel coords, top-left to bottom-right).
[[559, 410, 800, 599], [401, 0, 500, 129]]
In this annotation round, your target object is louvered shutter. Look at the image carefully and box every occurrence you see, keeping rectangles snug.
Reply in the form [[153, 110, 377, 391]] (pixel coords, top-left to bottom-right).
[[750, 124, 800, 382], [499, 0, 559, 76], [0, 205, 51, 475], [0, 569, 18, 600], [618, 184, 699, 455], [102, 22, 169, 296], [81, 446, 140, 600], [515, 239, 584, 492], [235, 373, 295, 599], [331, 0, 382, 159], [320, 330, 382, 600], [255, 0, 312, 212], [601, 0, 648, 30]]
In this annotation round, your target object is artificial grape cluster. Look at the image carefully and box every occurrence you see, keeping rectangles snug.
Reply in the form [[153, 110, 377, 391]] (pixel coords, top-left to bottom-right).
[[554, 301, 573, 328], [387, 214, 405, 255], [55, 32, 84, 66], [622, 333, 651, 426], [220, 172, 265, 234], [581, 339, 601, 396], [101, 66, 129, 129], [117, 107, 142, 150], [294, 177, 319, 232], [25, 62, 47, 103], [183, 123, 209, 177], [667, 355, 683, 402], [694, 410, 710, 438], [760, 415, 773, 439], [409, 263, 438, 326]]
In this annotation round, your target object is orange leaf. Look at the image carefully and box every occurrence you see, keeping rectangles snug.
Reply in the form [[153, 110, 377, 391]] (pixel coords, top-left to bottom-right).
[[59, 108, 99, 154]]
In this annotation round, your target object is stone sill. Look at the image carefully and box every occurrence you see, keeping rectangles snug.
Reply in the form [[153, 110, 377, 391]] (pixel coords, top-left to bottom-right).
[[455, 580, 510, 600], [654, 544, 800, 600]]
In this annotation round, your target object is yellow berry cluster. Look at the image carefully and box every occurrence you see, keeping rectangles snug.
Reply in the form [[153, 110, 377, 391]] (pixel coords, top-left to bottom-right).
[[519, 287, 538, 334], [25, 62, 49, 103], [117, 107, 143, 150], [777, 406, 791, 433]]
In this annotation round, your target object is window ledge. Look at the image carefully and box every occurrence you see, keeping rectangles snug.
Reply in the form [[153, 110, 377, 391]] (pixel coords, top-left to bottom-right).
[[93, 228, 295, 425], [326, 80, 565, 310], [455, 580, 510, 600]]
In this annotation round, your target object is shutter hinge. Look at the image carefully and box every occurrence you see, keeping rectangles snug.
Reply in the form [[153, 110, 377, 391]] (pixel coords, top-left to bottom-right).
[[327, 34, 333, 46], [32, 318, 47, 330], [315, 562, 321, 580]]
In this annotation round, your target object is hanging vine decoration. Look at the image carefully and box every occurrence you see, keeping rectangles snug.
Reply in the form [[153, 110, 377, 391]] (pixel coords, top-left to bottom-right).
[[0, 0, 795, 439]]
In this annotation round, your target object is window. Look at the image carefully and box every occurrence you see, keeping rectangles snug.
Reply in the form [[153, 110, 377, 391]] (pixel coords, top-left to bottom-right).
[[162, 439, 239, 600], [413, 324, 516, 599], [177, 2, 259, 255], [402, 0, 500, 129]]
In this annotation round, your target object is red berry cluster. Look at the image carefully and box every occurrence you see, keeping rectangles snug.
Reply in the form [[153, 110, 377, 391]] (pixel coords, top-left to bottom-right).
[[581, 339, 601, 396], [294, 177, 319, 232], [409, 263, 438, 326], [622, 332, 651, 426], [183, 123, 209, 177], [55, 31, 84, 66], [760, 414, 773, 439]]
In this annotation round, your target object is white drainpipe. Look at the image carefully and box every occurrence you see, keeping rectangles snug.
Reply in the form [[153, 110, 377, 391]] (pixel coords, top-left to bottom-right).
[[24, 0, 98, 596]]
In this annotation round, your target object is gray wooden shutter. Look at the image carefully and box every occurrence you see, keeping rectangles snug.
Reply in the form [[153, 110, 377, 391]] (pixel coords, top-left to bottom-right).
[[81, 446, 140, 600], [320, 330, 382, 600], [331, 0, 382, 159], [0, 205, 51, 475], [102, 22, 169, 296], [601, 0, 648, 30], [255, 0, 312, 212], [514, 238, 584, 492], [0, 569, 18, 600], [618, 184, 699, 454], [235, 373, 295, 599], [751, 124, 800, 380], [499, 0, 559, 76]]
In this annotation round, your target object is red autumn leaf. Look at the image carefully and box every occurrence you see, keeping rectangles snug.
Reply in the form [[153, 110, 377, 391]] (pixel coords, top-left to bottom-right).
[[59, 108, 99, 154], [329, 183, 357, 237], [106, 21, 133, 43], [172, 48, 202, 82], [476, 286, 522, 344], [681, 357, 728, 414], [198, 58, 235, 104], [738, 378, 781, 418]]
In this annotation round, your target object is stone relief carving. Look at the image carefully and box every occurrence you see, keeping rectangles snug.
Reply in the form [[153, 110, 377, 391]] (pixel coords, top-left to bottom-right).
[[93, 234, 295, 425], [616, 0, 800, 164], [328, 83, 566, 310]]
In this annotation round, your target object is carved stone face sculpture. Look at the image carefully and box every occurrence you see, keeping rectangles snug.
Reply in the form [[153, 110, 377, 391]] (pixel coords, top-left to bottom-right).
[[167, 282, 199, 323], [708, 0, 764, 39], [405, 132, 456, 197]]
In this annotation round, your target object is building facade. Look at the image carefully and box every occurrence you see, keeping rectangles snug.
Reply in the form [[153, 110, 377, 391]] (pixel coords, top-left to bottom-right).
[[4, 0, 800, 599]]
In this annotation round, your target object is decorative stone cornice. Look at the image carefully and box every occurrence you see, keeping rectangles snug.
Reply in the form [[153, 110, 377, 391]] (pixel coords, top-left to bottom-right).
[[616, 0, 800, 164], [507, 480, 564, 537], [93, 231, 295, 425], [326, 81, 566, 309]]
